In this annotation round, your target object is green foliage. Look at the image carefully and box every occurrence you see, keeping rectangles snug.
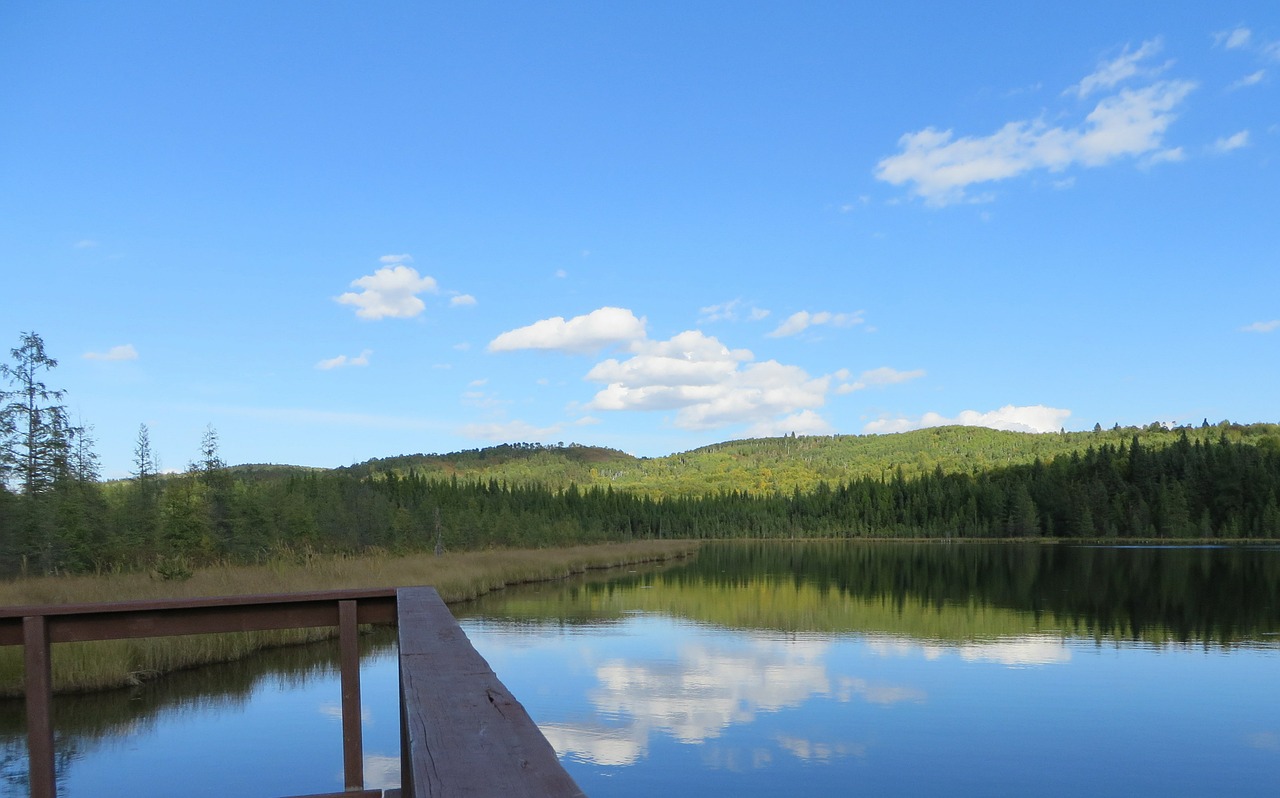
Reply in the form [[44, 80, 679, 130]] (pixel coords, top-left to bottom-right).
[[346, 424, 1280, 499], [2, 427, 1278, 576], [2, 330, 1279, 577]]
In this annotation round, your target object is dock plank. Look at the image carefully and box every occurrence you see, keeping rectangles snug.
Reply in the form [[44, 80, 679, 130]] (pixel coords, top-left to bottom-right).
[[397, 587, 585, 798]]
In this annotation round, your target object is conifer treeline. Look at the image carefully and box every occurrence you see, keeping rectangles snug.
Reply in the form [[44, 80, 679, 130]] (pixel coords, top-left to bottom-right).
[[2, 331, 1278, 576], [6, 429, 1275, 576]]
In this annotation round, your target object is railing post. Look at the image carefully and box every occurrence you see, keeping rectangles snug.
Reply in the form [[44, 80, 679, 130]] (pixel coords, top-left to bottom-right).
[[23, 614, 56, 798], [338, 599, 363, 791], [398, 640, 414, 798]]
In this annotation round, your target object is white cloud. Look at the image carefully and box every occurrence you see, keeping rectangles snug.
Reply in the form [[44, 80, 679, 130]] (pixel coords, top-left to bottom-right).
[[73, 239, 99, 249], [864, 404, 1071, 435], [336, 263, 438, 320], [746, 410, 834, 437], [461, 389, 509, 410], [490, 306, 860, 434], [698, 298, 769, 324], [379, 253, 413, 264], [1068, 39, 1165, 98], [1143, 146, 1185, 166], [83, 344, 138, 361], [315, 349, 372, 370], [1216, 27, 1252, 50], [555, 268, 568, 278], [586, 330, 832, 431], [876, 42, 1195, 206], [1215, 27, 1280, 65], [1213, 130, 1250, 153], [1230, 69, 1266, 90], [458, 417, 596, 442], [767, 310, 865, 338], [488, 307, 646, 354], [1242, 319, 1280, 333], [450, 293, 477, 307], [836, 366, 925, 394], [587, 330, 752, 391]]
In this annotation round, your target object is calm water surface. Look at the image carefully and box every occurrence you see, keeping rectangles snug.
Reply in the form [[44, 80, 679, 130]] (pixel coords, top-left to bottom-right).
[[4, 542, 1279, 796]]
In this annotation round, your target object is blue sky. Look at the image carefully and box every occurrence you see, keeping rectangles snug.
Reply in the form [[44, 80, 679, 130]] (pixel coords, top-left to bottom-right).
[[2, 2, 1277, 477]]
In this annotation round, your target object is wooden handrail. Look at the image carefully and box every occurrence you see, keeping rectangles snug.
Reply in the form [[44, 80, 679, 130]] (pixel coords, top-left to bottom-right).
[[2, 586, 584, 798], [396, 587, 586, 798]]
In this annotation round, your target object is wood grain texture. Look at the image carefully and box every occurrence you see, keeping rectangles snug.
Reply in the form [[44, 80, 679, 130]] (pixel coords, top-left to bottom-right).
[[396, 587, 586, 798], [0, 588, 398, 646], [23, 616, 56, 798]]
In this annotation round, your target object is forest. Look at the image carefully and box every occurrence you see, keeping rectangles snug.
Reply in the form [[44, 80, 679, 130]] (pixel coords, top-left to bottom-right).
[[2, 331, 1279, 576]]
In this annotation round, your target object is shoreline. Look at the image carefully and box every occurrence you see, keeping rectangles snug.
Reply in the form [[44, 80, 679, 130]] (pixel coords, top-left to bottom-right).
[[0, 540, 699, 696]]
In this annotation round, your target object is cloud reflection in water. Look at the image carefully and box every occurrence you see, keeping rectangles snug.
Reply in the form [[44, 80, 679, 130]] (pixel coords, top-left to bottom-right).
[[866, 633, 1072, 666], [538, 632, 917, 768]]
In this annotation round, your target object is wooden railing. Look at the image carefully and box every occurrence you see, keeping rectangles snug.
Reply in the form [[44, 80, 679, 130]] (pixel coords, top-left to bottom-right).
[[0, 586, 584, 798]]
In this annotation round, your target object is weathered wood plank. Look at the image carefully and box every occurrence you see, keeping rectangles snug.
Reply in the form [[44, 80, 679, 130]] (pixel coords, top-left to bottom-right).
[[339, 599, 364, 791], [0, 589, 398, 646], [23, 616, 56, 798], [397, 587, 585, 798]]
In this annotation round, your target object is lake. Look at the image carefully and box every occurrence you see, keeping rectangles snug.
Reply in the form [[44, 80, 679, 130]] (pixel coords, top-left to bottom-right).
[[4, 542, 1279, 796]]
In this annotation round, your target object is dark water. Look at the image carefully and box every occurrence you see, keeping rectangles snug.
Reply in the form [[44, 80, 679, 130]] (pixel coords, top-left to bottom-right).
[[4, 542, 1280, 796]]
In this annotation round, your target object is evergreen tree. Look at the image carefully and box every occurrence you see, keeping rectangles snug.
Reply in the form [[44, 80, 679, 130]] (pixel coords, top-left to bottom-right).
[[122, 423, 162, 561], [0, 332, 83, 571], [0, 332, 74, 497]]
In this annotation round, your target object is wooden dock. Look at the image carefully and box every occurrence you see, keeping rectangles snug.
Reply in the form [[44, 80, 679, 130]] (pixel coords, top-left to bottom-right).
[[0, 586, 586, 798]]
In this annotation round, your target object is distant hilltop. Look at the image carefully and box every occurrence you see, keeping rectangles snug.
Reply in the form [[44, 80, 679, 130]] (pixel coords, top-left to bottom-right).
[[339, 421, 1280, 498]]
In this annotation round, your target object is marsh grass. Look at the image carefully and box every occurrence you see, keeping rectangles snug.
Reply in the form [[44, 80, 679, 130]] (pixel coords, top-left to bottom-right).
[[0, 541, 697, 696]]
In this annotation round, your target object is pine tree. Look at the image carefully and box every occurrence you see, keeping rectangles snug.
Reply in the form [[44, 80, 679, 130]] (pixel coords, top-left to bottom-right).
[[0, 332, 75, 497], [0, 332, 82, 571]]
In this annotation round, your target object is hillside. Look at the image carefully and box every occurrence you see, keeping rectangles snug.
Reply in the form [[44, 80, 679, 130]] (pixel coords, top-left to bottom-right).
[[342, 422, 1280, 498], [6, 420, 1277, 576], [342, 442, 638, 485]]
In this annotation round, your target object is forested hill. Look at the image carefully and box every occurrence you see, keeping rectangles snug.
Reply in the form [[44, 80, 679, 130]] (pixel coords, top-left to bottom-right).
[[348, 422, 1280, 497], [342, 442, 636, 485], [2, 421, 1279, 576], [5, 329, 1279, 576]]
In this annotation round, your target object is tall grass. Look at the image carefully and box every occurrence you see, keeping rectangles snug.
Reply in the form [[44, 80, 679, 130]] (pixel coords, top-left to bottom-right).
[[0, 541, 697, 696]]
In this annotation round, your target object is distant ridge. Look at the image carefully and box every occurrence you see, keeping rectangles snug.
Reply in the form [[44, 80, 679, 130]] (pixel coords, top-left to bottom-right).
[[337, 422, 1280, 498]]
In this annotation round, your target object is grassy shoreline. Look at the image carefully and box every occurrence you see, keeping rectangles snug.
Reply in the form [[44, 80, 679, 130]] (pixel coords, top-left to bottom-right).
[[0, 541, 698, 696]]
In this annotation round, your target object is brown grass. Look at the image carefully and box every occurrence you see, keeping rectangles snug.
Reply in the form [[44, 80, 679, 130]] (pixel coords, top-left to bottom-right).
[[0, 541, 698, 696]]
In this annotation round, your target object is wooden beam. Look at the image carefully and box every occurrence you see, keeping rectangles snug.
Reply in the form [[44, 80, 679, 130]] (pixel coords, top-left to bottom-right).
[[23, 615, 56, 798], [396, 586, 585, 798], [339, 599, 364, 791], [0, 589, 398, 646]]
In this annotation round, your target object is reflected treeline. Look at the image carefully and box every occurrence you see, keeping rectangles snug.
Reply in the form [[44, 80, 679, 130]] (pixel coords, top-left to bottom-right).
[[454, 558, 682, 626], [466, 543, 1280, 647], [663, 542, 1280, 645], [0, 629, 397, 792]]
